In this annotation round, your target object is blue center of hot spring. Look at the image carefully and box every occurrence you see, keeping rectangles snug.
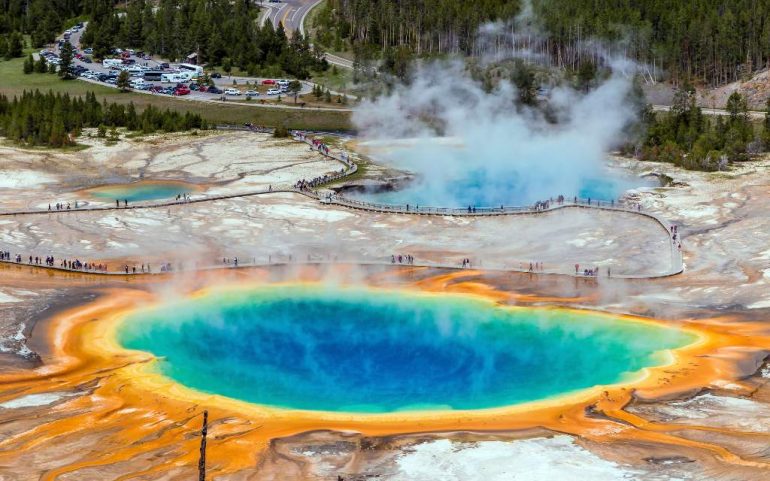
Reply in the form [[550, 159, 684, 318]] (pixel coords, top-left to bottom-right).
[[118, 286, 693, 413], [90, 182, 191, 202]]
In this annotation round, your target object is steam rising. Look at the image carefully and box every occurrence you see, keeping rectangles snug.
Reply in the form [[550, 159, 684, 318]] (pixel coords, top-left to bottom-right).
[[353, 24, 641, 208]]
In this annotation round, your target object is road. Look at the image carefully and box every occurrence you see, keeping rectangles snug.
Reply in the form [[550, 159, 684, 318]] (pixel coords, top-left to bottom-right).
[[260, 0, 319, 35], [651, 104, 767, 120], [260, 0, 354, 70]]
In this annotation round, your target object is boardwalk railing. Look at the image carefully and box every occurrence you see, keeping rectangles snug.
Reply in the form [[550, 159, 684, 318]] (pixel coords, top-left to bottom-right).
[[322, 196, 639, 216]]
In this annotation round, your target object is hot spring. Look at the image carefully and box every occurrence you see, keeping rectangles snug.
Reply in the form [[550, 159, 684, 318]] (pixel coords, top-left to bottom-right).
[[349, 140, 656, 208], [117, 286, 694, 413], [86, 181, 199, 202]]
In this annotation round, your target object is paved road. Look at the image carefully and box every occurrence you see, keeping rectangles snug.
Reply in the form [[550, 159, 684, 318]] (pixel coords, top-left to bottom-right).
[[652, 104, 767, 120], [261, 0, 319, 34], [261, 0, 354, 70]]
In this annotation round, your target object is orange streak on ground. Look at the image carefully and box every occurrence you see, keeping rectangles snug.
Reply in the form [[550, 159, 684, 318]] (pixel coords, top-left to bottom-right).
[[1, 270, 770, 478]]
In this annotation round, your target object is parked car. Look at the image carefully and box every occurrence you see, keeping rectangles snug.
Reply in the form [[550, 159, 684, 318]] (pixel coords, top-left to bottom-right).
[[262, 79, 276, 85], [224, 88, 241, 96], [82, 57, 92, 63], [207, 86, 222, 94], [159, 62, 170, 69], [174, 86, 191, 95], [210, 72, 222, 79], [198, 85, 208, 93], [266, 88, 281, 95], [244, 90, 258, 97], [83, 48, 93, 54]]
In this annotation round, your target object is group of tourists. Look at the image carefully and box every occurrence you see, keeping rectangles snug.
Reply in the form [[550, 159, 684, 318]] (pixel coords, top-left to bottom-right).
[[49, 202, 79, 211], [575, 263, 604, 277], [115, 199, 129, 208], [670, 224, 682, 250], [175, 193, 191, 202], [391, 254, 414, 265], [461, 258, 473, 268], [527, 261, 545, 272], [295, 174, 334, 191], [308, 138, 330, 156], [63, 259, 107, 271]]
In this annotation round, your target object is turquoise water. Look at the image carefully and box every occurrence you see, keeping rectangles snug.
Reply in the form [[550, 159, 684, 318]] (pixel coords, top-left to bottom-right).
[[118, 286, 694, 413], [89, 182, 192, 202], [349, 173, 652, 208]]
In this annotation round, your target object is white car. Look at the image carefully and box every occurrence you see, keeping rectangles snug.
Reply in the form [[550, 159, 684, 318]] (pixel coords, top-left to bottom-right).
[[224, 88, 241, 96], [244, 90, 258, 96], [266, 88, 281, 95]]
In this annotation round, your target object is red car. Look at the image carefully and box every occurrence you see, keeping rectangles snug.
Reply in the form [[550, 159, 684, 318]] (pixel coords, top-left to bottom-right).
[[262, 79, 276, 85], [174, 86, 191, 96]]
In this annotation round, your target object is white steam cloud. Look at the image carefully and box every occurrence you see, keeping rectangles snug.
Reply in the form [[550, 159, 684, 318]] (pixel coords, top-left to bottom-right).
[[352, 23, 641, 208]]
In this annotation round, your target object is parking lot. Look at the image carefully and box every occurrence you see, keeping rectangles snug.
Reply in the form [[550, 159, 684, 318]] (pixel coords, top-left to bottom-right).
[[40, 23, 314, 104]]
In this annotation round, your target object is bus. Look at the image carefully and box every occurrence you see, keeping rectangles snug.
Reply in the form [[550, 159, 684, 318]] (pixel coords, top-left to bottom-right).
[[143, 71, 164, 81], [177, 63, 203, 76], [161, 73, 183, 83]]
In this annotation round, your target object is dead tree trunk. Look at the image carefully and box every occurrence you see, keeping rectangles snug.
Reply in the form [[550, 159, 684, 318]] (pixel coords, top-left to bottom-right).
[[198, 410, 208, 481]]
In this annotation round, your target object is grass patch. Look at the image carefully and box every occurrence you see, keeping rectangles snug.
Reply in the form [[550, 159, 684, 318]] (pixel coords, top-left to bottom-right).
[[326, 157, 369, 187], [0, 54, 352, 131], [1, 139, 90, 152], [311, 66, 355, 94]]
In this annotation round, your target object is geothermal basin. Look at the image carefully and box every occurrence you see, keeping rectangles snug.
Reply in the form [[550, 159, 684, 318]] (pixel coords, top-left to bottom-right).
[[85, 180, 201, 202], [350, 139, 657, 208], [117, 285, 695, 413]]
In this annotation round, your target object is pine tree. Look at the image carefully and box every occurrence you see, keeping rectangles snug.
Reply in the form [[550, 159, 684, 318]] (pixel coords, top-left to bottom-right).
[[8, 32, 23, 58], [117, 71, 131, 92], [23, 54, 34, 74], [59, 42, 74, 79], [34, 55, 47, 73]]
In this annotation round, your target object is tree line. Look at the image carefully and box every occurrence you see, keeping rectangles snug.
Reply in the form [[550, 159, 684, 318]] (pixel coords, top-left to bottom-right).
[[0, 90, 208, 147], [81, 0, 328, 79], [0, 0, 82, 50], [315, 0, 770, 86], [635, 88, 770, 171]]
